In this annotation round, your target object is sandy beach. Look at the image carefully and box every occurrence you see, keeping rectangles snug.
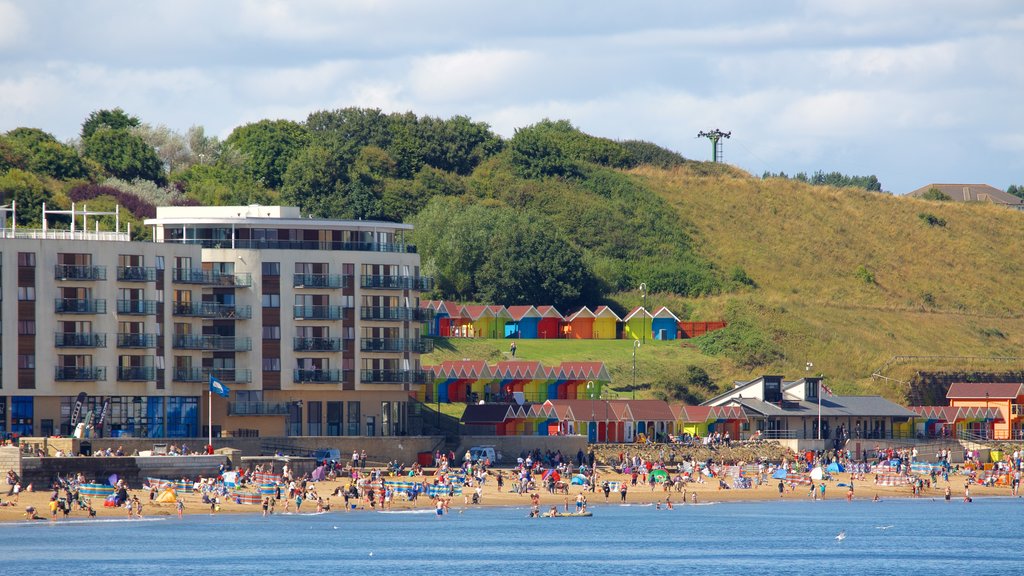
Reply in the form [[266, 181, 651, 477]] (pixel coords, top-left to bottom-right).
[[1, 467, 1014, 523]]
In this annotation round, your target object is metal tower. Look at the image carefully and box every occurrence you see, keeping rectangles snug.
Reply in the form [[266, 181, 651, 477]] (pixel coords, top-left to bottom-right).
[[697, 129, 731, 162]]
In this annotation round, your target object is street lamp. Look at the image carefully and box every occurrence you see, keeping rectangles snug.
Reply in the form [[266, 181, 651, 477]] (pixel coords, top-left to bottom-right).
[[632, 340, 641, 400], [639, 283, 648, 344], [985, 392, 990, 440], [587, 380, 596, 444]]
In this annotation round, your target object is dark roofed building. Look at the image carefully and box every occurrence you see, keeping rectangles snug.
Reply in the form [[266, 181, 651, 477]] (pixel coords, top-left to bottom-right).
[[907, 183, 1024, 209]]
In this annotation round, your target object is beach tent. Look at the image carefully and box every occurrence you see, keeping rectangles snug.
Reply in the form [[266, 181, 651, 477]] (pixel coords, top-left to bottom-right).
[[156, 488, 177, 503], [649, 469, 668, 482], [825, 462, 845, 474], [222, 472, 237, 487], [311, 465, 326, 482], [810, 467, 824, 480], [571, 474, 587, 485], [772, 469, 789, 480], [103, 493, 119, 507]]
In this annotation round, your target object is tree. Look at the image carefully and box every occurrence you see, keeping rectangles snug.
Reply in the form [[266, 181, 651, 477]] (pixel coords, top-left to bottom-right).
[[81, 108, 140, 140], [663, 365, 716, 402], [225, 119, 309, 189], [83, 126, 165, 184], [508, 122, 581, 180], [0, 169, 51, 226], [132, 124, 191, 173], [29, 140, 88, 179], [1007, 184, 1024, 200], [281, 143, 355, 217], [920, 187, 951, 201]]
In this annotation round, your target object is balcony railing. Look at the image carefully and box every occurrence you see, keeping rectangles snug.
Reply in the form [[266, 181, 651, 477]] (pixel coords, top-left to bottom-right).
[[293, 273, 348, 289], [172, 368, 252, 383], [293, 305, 343, 320], [117, 266, 158, 282], [360, 275, 434, 291], [166, 238, 416, 254], [172, 335, 252, 351], [227, 402, 290, 416], [359, 306, 429, 322], [116, 333, 157, 348], [55, 298, 107, 314], [172, 268, 252, 287], [293, 369, 344, 383], [117, 366, 156, 381], [54, 332, 107, 348], [360, 369, 431, 385], [55, 366, 107, 381], [173, 302, 252, 319], [293, 337, 343, 352], [360, 338, 434, 354], [55, 264, 106, 281], [116, 299, 158, 315]]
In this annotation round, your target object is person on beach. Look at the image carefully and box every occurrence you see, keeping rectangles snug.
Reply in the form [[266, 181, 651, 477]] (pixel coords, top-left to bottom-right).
[[944, 487, 951, 501], [262, 498, 270, 517], [177, 498, 185, 518], [778, 480, 785, 498], [620, 483, 628, 502]]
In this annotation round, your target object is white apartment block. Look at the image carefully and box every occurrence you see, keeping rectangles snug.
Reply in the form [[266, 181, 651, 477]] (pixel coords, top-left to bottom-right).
[[0, 204, 431, 440]]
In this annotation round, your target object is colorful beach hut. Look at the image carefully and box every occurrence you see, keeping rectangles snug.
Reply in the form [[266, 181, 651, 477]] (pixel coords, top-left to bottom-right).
[[622, 307, 654, 341], [564, 306, 596, 339], [650, 306, 680, 340], [506, 305, 541, 338], [592, 306, 621, 339], [487, 305, 512, 339], [535, 305, 564, 339]]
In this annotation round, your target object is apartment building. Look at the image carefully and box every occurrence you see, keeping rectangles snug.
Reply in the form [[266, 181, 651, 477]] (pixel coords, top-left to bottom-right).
[[0, 204, 431, 440]]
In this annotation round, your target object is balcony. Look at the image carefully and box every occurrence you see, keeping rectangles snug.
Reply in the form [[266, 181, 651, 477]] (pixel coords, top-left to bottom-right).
[[55, 298, 107, 314], [117, 299, 158, 315], [227, 402, 290, 416], [293, 305, 343, 320], [55, 366, 107, 381], [169, 238, 417, 254], [360, 275, 434, 291], [359, 306, 429, 322], [172, 335, 252, 351], [173, 301, 252, 319], [293, 337, 343, 352], [293, 273, 348, 289], [1013, 404, 1024, 417], [360, 338, 434, 354], [55, 264, 107, 281], [360, 369, 431, 385], [54, 332, 107, 348], [293, 369, 344, 383], [172, 268, 252, 287], [117, 333, 157, 348], [172, 368, 252, 383], [117, 266, 157, 282], [117, 366, 156, 381]]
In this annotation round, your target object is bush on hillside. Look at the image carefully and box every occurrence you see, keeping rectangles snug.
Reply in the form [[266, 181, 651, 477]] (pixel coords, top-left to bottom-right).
[[920, 187, 951, 201], [692, 318, 783, 369], [917, 212, 946, 227]]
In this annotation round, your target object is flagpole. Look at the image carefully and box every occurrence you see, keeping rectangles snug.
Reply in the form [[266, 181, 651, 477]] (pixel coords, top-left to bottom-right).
[[208, 387, 213, 450], [817, 382, 821, 441]]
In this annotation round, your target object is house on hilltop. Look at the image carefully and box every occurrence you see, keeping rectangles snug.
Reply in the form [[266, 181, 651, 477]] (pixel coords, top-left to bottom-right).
[[907, 183, 1023, 209]]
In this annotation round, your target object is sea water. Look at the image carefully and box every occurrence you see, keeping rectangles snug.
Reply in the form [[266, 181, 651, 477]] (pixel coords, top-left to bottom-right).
[[1, 498, 1022, 575]]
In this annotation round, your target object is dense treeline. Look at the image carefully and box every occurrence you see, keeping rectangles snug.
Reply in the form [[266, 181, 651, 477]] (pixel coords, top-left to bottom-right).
[[762, 169, 883, 192], [0, 108, 720, 309]]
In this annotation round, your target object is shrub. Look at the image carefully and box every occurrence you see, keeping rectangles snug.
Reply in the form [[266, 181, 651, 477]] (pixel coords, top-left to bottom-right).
[[917, 212, 946, 227], [693, 319, 783, 369], [855, 265, 876, 285], [920, 188, 951, 201]]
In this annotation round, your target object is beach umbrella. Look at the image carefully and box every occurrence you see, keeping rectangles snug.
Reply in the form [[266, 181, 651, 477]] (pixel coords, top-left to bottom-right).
[[772, 469, 788, 480]]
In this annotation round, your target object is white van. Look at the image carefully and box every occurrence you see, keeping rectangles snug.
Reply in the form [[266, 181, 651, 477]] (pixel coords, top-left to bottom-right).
[[468, 446, 501, 464]]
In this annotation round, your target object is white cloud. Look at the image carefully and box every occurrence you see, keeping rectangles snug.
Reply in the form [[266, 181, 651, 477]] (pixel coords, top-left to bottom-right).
[[0, 1, 27, 48], [408, 50, 536, 103]]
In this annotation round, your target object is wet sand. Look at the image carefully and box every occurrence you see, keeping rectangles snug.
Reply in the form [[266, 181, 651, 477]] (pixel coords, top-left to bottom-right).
[[0, 469, 1013, 523]]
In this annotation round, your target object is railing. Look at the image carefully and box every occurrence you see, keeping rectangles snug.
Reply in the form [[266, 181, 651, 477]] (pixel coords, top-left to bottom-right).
[[55, 366, 106, 381], [228, 402, 290, 416], [1, 228, 128, 242], [172, 335, 252, 351], [293, 337, 343, 352], [172, 302, 252, 319], [116, 299, 158, 315], [360, 275, 434, 291], [293, 273, 348, 289], [116, 266, 157, 282], [54, 264, 107, 281], [172, 268, 252, 287], [172, 368, 252, 383], [293, 305, 343, 320], [55, 298, 106, 314], [117, 366, 156, 381], [360, 338, 434, 353], [360, 369, 431, 385], [359, 306, 429, 322], [165, 238, 416, 254], [116, 333, 156, 348], [758, 430, 799, 440], [293, 369, 344, 383], [54, 332, 107, 348]]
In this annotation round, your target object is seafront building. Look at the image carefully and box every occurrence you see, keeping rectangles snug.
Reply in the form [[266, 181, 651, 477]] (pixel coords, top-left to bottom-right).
[[0, 204, 431, 440]]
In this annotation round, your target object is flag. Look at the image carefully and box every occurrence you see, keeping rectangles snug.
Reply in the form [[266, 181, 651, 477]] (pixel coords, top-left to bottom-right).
[[209, 375, 230, 398], [820, 381, 833, 396]]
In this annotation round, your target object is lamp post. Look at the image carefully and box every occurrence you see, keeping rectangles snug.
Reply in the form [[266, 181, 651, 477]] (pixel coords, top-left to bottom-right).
[[632, 340, 641, 400], [587, 380, 596, 444], [985, 392, 990, 440], [639, 283, 648, 344]]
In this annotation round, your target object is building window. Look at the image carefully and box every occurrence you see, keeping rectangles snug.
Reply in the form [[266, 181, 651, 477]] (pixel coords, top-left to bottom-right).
[[347, 402, 360, 436], [17, 286, 35, 301], [262, 358, 281, 371], [166, 396, 198, 438], [262, 262, 280, 276], [17, 252, 35, 267], [326, 401, 342, 436], [17, 320, 35, 335], [261, 294, 280, 308], [307, 401, 322, 436], [11, 396, 33, 436], [155, 256, 165, 270], [262, 326, 281, 340], [17, 355, 35, 369]]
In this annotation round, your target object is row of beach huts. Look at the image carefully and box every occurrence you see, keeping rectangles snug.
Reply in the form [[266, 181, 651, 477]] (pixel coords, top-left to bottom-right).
[[421, 300, 726, 341]]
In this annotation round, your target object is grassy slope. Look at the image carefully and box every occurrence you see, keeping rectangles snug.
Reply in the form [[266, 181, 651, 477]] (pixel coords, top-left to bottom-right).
[[423, 165, 1024, 402], [634, 166, 1024, 396]]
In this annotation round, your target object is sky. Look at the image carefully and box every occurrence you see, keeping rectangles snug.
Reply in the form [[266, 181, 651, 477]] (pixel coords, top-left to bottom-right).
[[1, 0, 1022, 193]]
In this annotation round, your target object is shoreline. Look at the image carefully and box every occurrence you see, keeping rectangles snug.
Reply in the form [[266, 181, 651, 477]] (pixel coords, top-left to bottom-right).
[[1, 470, 1015, 524]]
